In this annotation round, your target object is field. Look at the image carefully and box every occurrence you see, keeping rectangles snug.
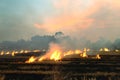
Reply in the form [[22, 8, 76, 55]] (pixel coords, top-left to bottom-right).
[[0, 51, 120, 80]]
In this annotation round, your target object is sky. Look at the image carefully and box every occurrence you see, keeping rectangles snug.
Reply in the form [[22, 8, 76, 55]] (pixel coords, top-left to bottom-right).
[[0, 0, 120, 42]]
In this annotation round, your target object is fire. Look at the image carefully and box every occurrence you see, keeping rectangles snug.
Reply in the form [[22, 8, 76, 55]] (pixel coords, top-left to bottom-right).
[[25, 56, 36, 63], [20, 50, 32, 53], [0, 49, 44, 56], [96, 54, 101, 59], [38, 56, 46, 61], [0, 50, 42, 56], [33, 50, 40, 52], [50, 50, 62, 61], [26, 48, 89, 63], [104, 48, 110, 52], [26, 45, 90, 63], [100, 48, 110, 52], [38, 43, 63, 61], [6, 51, 10, 55], [15, 51, 18, 54], [75, 50, 82, 54], [38, 49, 83, 62], [100, 48, 103, 51], [87, 48, 90, 52], [63, 49, 82, 56], [0, 51, 15, 56], [0, 51, 4, 55], [64, 50, 74, 56], [24, 50, 30, 53], [11, 51, 15, 56], [80, 48, 88, 58], [115, 50, 119, 52], [20, 50, 24, 53]]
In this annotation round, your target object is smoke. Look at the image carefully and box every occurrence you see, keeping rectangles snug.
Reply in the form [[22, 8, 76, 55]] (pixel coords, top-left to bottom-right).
[[40, 42, 63, 60], [0, 1, 120, 54], [35, 0, 99, 33], [34, 0, 120, 41], [0, 32, 120, 51], [0, 0, 120, 42]]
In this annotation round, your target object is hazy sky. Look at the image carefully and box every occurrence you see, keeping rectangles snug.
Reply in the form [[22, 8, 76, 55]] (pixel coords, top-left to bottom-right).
[[0, 0, 120, 42]]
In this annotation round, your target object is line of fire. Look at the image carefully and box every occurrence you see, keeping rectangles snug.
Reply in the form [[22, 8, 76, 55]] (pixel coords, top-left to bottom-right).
[[0, 47, 120, 80]]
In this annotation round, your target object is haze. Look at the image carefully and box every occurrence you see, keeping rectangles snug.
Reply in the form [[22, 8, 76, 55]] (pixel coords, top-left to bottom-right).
[[0, 0, 120, 42]]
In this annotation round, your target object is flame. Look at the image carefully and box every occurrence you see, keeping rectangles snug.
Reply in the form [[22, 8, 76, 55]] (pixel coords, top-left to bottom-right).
[[38, 56, 46, 61], [104, 48, 110, 52], [87, 49, 90, 52], [96, 54, 101, 59], [64, 50, 82, 56], [50, 50, 62, 61], [20, 50, 24, 53], [115, 50, 119, 52], [64, 50, 74, 56], [11, 51, 15, 56], [38, 43, 63, 61], [6, 51, 10, 55], [15, 51, 18, 54], [24, 50, 29, 53], [38, 49, 83, 62], [80, 48, 88, 58], [25, 56, 36, 63], [37, 49, 87, 62], [0, 51, 15, 56], [0, 51, 4, 55], [100, 48, 103, 51], [100, 48, 110, 52], [75, 50, 82, 54], [33, 50, 40, 52], [26, 45, 89, 63]]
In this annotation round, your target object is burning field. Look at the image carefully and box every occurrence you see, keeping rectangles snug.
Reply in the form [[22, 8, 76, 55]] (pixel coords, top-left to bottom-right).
[[1, 0, 120, 80], [0, 32, 120, 80], [0, 45, 120, 80]]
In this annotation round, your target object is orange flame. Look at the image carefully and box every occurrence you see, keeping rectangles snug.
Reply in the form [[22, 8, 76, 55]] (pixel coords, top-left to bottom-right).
[[11, 51, 15, 56], [100, 48, 110, 52], [33, 50, 40, 52], [38, 43, 63, 61], [20, 50, 24, 53], [115, 50, 119, 52], [80, 48, 88, 58], [38, 56, 46, 61], [104, 48, 110, 52], [75, 50, 82, 54], [26, 46, 90, 63], [63, 50, 74, 56], [50, 50, 62, 61], [24, 50, 30, 53], [15, 51, 19, 54], [96, 54, 101, 59], [6, 51, 10, 55], [25, 56, 36, 63], [0, 51, 4, 55]]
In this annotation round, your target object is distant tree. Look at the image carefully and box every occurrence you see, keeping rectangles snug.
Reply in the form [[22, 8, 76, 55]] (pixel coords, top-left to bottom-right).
[[55, 31, 64, 38]]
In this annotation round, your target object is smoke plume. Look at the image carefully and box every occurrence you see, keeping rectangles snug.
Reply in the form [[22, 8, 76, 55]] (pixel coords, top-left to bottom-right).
[[35, 0, 120, 41], [0, 32, 120, 51]]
